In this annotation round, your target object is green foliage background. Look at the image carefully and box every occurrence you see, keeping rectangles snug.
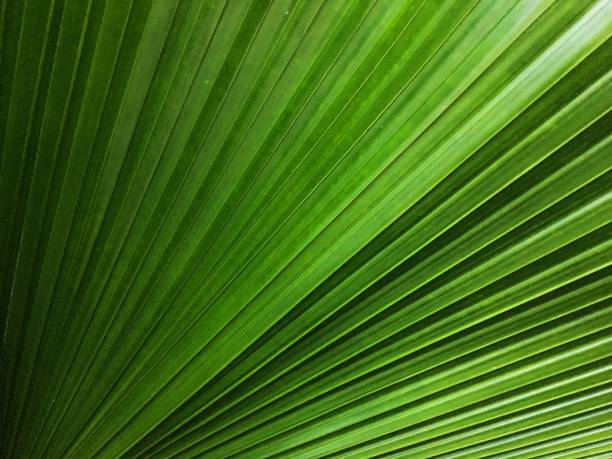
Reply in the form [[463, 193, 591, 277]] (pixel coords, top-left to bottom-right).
[[1, 0, 611, 457]]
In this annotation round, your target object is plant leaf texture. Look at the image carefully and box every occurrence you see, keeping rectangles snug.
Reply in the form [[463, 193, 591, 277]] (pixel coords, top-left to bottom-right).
[[0, 0, 611, 457]]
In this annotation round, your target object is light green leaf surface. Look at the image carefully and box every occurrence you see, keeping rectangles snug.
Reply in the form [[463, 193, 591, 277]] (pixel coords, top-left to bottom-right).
[[1, 0, 611, 458]]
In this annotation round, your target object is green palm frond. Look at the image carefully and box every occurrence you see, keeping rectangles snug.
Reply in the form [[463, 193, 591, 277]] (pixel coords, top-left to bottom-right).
[[1, 0, 611, 458]]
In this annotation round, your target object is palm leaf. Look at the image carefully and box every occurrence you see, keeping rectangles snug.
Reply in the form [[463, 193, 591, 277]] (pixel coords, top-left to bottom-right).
[[1, 0, 611, 457]]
